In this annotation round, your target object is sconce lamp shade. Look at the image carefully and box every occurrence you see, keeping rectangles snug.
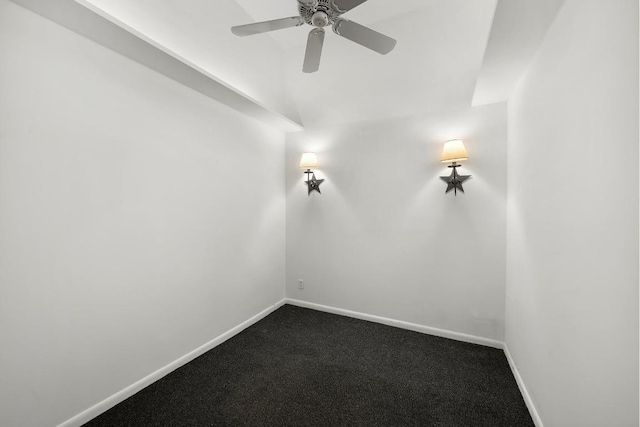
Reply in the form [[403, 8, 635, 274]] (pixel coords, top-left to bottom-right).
[[440, 140, 469, 163], [299, 152, 319, 169]]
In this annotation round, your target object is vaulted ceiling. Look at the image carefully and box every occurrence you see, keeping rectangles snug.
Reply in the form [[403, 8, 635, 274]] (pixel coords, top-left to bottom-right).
[[71, 0, 565, 129]]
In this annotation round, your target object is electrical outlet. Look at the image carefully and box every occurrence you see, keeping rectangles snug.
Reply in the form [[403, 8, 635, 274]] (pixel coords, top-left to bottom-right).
[[298, 279, 304, 289]]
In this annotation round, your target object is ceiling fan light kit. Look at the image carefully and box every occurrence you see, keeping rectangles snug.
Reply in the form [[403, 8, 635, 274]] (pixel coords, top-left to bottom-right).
[[231, 0, 397, 73]]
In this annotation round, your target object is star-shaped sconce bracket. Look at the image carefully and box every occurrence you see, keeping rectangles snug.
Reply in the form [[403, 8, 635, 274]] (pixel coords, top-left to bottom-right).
[[304, 171, 324, 196], [440, 165, 471, 196]]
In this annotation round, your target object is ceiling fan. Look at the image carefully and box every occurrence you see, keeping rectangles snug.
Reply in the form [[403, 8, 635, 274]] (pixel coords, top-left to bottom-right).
[[231, 0, 397, 73]]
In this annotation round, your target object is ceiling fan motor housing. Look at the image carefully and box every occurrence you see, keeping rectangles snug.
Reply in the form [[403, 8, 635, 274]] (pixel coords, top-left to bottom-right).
[[299, 0, 338, 27]]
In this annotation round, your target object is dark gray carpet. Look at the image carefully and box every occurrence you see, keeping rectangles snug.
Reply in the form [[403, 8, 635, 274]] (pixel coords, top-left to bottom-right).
[[84, 305, 534, 426]]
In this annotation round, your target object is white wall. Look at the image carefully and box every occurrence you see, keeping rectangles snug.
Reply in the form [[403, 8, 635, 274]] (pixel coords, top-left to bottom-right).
[[0, 1, 285, 426], [506, 0, 639, 426], [285, 104, 508, 342]]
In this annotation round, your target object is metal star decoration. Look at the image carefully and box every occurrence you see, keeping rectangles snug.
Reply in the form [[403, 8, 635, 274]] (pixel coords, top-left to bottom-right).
[[305, 172, 324, 195], [440, 166, 471, 196]]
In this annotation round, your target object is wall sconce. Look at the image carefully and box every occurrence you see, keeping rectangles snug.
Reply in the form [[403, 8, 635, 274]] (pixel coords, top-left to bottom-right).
[[439, 139, 471, 196], [299, 152, 324, 195]]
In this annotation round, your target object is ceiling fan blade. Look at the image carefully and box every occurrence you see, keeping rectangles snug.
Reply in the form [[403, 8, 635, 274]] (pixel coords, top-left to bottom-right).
[[231, 16, 305, 36], [303, 28, 325, 73], [333, 18, 396, 54], [330, 0, 369, 14]]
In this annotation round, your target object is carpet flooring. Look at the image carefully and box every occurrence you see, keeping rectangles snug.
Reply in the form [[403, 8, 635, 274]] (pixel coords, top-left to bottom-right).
[[84, 305, 534, 426]]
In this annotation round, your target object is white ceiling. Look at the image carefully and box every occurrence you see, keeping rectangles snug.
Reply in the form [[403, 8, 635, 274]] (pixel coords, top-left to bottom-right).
[[76, 0, 563, 129], [282, 0, 497, 127], [473, 0, 566, 106]]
